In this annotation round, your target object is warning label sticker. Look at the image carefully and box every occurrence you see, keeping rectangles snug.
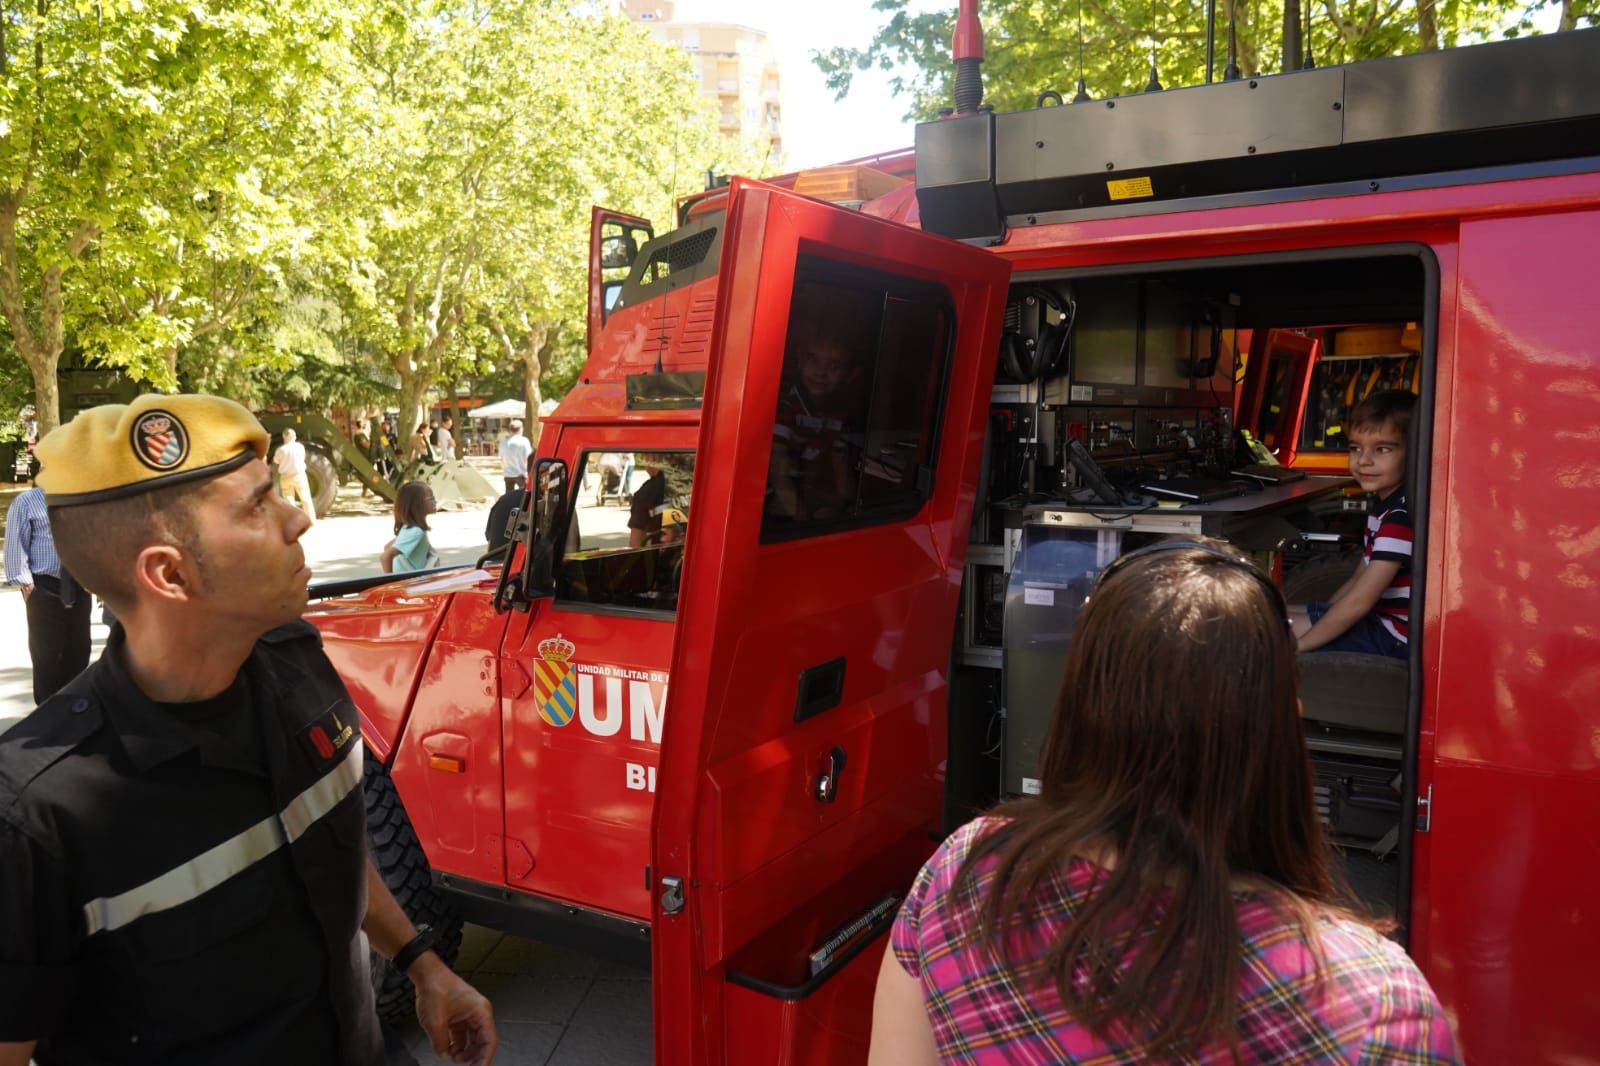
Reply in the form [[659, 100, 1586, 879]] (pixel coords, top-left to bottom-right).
[[1106, 176, 1155, 201]]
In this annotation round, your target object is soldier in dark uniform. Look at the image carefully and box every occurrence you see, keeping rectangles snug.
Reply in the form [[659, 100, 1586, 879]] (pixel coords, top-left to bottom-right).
[[627, 459, 667, 548], [0, 394, 497, 1066]]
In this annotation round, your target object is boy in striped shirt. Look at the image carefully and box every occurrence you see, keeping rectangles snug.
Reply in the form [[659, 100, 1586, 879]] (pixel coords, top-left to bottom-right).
[[1294, 389, 1414, 660]]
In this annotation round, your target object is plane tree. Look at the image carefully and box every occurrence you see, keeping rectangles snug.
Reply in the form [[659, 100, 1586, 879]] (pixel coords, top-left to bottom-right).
[[815, 0, 1541, 120], [0, 0, 349, 433]]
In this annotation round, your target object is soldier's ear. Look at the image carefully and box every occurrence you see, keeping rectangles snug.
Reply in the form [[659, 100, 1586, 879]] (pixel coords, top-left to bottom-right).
[[132, 543, 199, 606]]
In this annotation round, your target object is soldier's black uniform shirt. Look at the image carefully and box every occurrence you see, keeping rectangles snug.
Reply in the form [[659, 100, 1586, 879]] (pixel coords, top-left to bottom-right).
[[0, 620, 383, 1065]]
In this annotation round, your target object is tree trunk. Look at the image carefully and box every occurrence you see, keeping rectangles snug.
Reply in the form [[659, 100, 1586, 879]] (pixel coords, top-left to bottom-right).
[[1283, 0, 1303, 71], [1557, 0, 1579, 31], [1417, 0, 1440, 51], [396, 361, 428, 449], [26, 353, 61, 439], [161, 344, 180, 389], [0, 202, 59, 435], [519, 323, 550, 447]]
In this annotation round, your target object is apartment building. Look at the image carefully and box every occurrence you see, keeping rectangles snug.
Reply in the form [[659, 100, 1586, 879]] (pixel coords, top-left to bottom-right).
[[622, 1, 783, 164]]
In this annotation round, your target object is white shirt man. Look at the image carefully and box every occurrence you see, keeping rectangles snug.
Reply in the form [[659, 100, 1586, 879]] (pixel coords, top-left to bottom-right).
[[499, 420, 532, 493], [433, 418, 456, 461], [272, 428, 317, 522]]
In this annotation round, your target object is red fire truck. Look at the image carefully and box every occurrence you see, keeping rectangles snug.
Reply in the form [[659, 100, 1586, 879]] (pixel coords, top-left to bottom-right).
[[307, 19, 1600, 1064]]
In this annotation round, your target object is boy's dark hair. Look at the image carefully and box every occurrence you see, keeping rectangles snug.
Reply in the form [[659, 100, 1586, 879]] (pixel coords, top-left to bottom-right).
[[1350, 389, 1416, 438]]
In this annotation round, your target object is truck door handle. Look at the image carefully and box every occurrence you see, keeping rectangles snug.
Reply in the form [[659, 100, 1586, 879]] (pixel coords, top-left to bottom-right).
[[814, 746, 847, 804]]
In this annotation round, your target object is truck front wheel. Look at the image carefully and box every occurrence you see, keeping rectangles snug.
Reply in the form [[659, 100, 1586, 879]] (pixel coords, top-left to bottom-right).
[[364, 757, 464, 1027]]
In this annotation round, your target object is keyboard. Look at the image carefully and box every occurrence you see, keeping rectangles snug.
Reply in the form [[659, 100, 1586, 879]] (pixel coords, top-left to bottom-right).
[[1139, 476, 1247, 503], [1231, 463, 1307, 484]]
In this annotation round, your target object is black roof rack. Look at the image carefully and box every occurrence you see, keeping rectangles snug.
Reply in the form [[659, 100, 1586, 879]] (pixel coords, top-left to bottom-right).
[[915, 29, 1600, 242]]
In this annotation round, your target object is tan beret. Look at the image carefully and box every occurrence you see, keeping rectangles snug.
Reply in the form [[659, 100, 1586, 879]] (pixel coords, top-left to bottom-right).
[[36, 394, 269, 507]]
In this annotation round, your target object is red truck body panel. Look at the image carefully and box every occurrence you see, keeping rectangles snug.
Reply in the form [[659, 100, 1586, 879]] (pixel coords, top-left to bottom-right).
[[651, 178, 1013, 1064], [313, 120, 1600, 1063]]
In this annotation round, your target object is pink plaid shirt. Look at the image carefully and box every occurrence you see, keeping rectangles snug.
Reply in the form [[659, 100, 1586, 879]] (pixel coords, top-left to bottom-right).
[[892, 817, 1461, 1064]]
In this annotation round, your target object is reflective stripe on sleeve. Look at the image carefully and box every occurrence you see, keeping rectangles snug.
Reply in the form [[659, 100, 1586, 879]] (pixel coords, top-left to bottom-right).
[[81, 742, 364, 937]]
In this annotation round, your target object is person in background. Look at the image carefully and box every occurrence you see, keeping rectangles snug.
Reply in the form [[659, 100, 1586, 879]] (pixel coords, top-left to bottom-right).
[[433, 417, 455, 461], [768, 332, 864, 523], [0, 395, 496, 1065], [382, 482, 439, 573], [594, 452, 626, 505], [272, 427, 317, 524], [3, 471, 92, 703], [351, 421, 375, 496], [484, 487, 522, 556], [410, 423, 435, 463], [627, 460, 665, 548], [870, 540, 1459, 1065], [499, 419, 532, 495], [17, 406, 38, 455]]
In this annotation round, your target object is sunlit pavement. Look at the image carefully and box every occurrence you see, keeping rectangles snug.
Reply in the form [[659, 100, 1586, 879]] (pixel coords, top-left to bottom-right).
[[0, 470, 652, 1065]]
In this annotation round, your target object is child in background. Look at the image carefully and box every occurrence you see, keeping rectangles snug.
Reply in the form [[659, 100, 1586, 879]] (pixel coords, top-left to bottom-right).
[[1294, 389, 1415, 659], [381, 481, 440, 573], [769, 340, 864, 521]]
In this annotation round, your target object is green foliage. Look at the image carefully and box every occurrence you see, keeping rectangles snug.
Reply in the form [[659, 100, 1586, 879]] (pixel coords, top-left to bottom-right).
[[0, 0, 747, 429], [817, 0, 1537, 120], [0, 0, 354, 432]]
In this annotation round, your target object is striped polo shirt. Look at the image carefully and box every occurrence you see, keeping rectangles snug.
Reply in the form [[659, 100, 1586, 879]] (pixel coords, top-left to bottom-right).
[[1365, 485, 1413, 642]]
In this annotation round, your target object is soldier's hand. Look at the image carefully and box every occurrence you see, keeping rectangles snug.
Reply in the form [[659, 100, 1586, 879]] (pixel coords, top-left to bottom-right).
[[412, 954, 497, 1065], [19, 584, 31, 601]]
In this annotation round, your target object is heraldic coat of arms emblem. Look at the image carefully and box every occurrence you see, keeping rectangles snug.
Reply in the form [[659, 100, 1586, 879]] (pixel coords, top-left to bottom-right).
[[533, 634, 578, 727]]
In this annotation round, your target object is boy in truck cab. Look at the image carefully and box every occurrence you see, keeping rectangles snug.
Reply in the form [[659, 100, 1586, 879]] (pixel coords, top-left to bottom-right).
[[767, 287, 870, 523], [1293, 390, 1415, 659]]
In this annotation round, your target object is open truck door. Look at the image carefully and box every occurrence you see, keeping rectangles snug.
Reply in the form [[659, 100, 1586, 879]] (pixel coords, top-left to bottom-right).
[[589, 206, 654, 353], [651, 177, 1012, 1064]]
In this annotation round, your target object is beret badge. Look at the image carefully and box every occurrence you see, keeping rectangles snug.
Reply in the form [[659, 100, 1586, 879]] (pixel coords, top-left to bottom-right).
[[131, 410, 190, 472]]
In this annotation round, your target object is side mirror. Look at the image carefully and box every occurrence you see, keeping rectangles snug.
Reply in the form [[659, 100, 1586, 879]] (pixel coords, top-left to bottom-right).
[[600, 233, 638, 270], [492, 457, 569, 613]]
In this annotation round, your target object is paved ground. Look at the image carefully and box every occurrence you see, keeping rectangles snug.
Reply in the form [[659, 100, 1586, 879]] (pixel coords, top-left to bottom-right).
[[387, 926, 651, 1066], [1, 464, 652, 1065]]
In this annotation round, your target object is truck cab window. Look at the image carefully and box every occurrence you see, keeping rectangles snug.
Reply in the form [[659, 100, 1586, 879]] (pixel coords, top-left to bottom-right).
[[557, 449, 695, 614], [762, 256, 952, 541]]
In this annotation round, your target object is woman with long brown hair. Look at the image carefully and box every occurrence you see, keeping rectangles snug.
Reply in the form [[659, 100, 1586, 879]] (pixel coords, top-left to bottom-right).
[[870, 541, 1458, 1064]]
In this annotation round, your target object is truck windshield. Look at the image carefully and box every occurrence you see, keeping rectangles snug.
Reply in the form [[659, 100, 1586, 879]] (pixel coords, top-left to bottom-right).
[[557, 449, 695, 614]]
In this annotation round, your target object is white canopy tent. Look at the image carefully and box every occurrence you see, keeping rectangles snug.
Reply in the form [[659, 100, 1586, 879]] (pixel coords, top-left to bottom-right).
[[467, 398, 526, 420]]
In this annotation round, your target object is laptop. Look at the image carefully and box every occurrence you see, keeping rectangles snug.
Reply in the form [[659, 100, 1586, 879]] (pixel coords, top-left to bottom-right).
[[1139, 476, 1248, 503], [1232, 463, 1307, 484]]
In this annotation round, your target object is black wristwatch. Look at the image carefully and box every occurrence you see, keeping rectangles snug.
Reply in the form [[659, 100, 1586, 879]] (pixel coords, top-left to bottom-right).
[[392, 924, 437, 974]]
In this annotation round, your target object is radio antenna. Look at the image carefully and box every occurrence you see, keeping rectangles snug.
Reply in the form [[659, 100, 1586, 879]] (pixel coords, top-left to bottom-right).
[[1206, 0, 1217, 82], [1223, 0, 1241, 81], [951, 0, 985, 114], [1074, 0, 1091, 101], [1303, 0, 1316, 69]]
